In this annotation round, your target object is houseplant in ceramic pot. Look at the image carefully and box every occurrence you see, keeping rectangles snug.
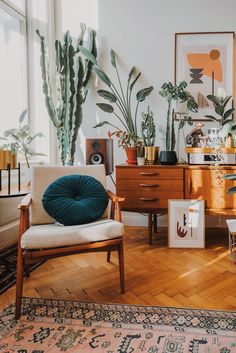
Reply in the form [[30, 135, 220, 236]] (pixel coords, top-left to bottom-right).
[[136, 144, 145, 165], [141, 106, 158, 164], [79, 46, 153, 164], [204, 87, 236, 147], [159, 81, 198, 164], [0, 110, 45, 168]]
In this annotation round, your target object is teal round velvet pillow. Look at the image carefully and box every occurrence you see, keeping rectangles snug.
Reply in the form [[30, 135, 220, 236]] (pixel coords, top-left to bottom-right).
[[42, 174, 109, 226]]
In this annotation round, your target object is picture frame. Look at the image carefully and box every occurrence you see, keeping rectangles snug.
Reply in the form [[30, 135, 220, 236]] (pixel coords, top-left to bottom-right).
[[168, 199, 205, 248], [174, 32, 235, 121]]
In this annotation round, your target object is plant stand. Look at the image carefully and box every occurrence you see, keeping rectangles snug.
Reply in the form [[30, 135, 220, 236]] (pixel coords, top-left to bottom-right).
[[0, 163, 21, 195]]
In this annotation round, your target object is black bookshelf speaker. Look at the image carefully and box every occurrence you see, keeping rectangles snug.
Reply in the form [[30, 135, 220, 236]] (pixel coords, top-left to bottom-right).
[[86, 138, 114, 175]]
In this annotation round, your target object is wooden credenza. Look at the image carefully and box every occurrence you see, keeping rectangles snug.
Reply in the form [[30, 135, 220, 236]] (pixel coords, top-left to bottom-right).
[[116, 164, 236, 244]]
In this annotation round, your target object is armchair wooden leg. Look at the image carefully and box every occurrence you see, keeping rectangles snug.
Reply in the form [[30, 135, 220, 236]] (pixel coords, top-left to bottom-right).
[[118, 241, 125, 294], [107, 251, 111, 262], [15, 248, 24, 320], [153, 213, 157, 233]]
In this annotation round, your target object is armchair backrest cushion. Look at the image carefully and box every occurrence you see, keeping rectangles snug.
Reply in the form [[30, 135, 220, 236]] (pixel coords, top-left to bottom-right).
[[31, 165, 108, 225]]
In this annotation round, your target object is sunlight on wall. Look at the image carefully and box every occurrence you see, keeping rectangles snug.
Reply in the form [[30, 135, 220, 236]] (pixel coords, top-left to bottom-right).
[[61, 0, 98, 35]]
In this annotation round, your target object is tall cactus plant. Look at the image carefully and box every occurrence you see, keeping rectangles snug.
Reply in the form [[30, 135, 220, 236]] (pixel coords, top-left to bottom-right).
[[36, 24, 97, 165]]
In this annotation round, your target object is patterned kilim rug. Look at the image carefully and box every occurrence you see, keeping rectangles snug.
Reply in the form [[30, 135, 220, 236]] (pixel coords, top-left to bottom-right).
[[0, 298, 236, 352]]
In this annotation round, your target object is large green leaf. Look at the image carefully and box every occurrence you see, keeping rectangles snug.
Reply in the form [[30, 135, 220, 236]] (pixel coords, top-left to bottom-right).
[[78, 45, 97, 65], [204, 115, 220, 123], [93, 121, 111, 128], [97, 89, 117, 103], [130, 72, 141, 91], [128, 66, 135, 82], [227, 186, 236, 195], [136, 86, 154, 102], [223, 108, 234, 120], [206, 94, 221, 106], [110, 49, 116, 68], [215, 105, 224, 116], [223, 173, 236, 180], [222, 95, 232, 108], [19, 109, 27, 123], [94, 66, 112, 87], [96, 103, 114, 113]]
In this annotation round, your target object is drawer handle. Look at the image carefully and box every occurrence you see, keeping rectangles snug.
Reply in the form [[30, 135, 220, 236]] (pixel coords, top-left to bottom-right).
[[140, 172, 159, 176], [139, 184, 159, 188], [139, 197, 159, 201]]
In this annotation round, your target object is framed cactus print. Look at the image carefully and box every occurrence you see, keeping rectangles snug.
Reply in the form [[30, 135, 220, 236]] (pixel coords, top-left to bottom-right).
[[168, 199, 205, 248], [174, 32, 235, 120]]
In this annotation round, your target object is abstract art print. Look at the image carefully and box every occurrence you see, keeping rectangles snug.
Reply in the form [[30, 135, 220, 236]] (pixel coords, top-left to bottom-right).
[[175, 32, 235, 120], [168, 199, 205, 248]]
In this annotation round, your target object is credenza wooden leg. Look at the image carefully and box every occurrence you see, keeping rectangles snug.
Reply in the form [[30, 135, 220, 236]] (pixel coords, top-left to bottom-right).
[[153, 213, 157, 233], [148, 212, 153, 245]]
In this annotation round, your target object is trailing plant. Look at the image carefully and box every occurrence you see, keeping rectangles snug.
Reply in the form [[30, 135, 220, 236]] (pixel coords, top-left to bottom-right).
[[141, 106, 156, 146], [159, 81, 198, 151], [0, 110, 45, 168], [223, 173, 236, 195], [205, 87, 236, 138], [79, 46, 153, 146], [36, 24, 97, 165]]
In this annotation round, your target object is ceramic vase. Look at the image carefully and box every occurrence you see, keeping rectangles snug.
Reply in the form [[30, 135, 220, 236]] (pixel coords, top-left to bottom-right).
[[125, 147, 137, 165]]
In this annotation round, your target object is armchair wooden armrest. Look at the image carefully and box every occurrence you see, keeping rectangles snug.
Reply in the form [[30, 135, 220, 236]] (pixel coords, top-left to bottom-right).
[[18, 194, 31, 236], [18, 194, 32, 210], [107, 190, 125, 203], [107, 190, 125, 222]]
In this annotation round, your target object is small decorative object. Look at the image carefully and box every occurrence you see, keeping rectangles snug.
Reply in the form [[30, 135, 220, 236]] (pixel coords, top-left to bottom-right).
[[168, 199, 205, 248], [186, 122, 205, 147], [0, 110, 45, 168], [159, 81, 198, 164], [141, 106, 158, 165], [37, 24, 97, 165], [204, 87, 235, 146], [79, 46, 153, 151], [137, 145, 145, 165], [175, 32, 234, 120]]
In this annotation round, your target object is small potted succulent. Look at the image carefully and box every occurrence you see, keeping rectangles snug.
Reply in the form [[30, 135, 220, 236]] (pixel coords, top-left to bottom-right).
[[141, 106, 158, 164], [136, 145, 145, 165]]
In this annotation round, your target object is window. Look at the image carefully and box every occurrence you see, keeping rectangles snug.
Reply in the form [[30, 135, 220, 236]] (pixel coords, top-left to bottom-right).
[[0, 1, 27, 136]]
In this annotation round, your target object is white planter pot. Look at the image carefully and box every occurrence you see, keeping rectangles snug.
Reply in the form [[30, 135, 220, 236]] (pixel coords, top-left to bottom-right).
[[137, 157, 146, 166]]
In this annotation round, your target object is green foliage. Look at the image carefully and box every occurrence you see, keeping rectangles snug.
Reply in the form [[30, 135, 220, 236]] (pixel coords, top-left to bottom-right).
[[141, 106, 156, 146], [0, 110, 45, 168], [159, 81, 198, 151], [223, 173, 236, 195], [79, 47, 153, 146], [36, 24, 97, 165], [205, 91, 235, 138]]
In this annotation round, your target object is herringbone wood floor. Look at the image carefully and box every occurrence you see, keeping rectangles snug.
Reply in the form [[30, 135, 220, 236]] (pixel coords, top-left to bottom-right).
[[1, 226, 236, 310]]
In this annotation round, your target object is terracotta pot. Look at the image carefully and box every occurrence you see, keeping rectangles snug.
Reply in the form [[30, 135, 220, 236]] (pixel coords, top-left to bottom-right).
[[125, 147, 137, 165]]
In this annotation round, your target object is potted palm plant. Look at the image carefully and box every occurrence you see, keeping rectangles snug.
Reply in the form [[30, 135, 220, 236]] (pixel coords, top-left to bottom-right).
[[159, 81, 198, 164], [79, 46, 153, 164]]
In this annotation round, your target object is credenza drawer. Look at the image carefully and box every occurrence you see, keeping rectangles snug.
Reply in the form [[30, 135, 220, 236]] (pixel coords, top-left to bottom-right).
[[117, 179, 183, 191], [117, 167, 183, 180], [120, 190, 184, 209]]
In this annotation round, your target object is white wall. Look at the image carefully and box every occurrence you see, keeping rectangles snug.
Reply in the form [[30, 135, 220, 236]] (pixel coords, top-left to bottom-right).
[[59, 0, 236, 226]]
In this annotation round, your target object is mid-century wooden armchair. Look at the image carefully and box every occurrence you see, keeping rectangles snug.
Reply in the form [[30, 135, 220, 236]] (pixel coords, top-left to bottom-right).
[[15, 165, 125, 319]]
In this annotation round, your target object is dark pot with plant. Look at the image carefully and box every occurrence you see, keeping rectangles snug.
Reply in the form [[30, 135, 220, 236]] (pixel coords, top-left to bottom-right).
[[159, 81, 198, 164], [141, 106, 158, 164], [79, 46, 153, 164]]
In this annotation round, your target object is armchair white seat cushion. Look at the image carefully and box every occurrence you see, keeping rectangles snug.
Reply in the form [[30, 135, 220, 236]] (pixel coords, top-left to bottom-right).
[[21, 219, 124, 249]]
